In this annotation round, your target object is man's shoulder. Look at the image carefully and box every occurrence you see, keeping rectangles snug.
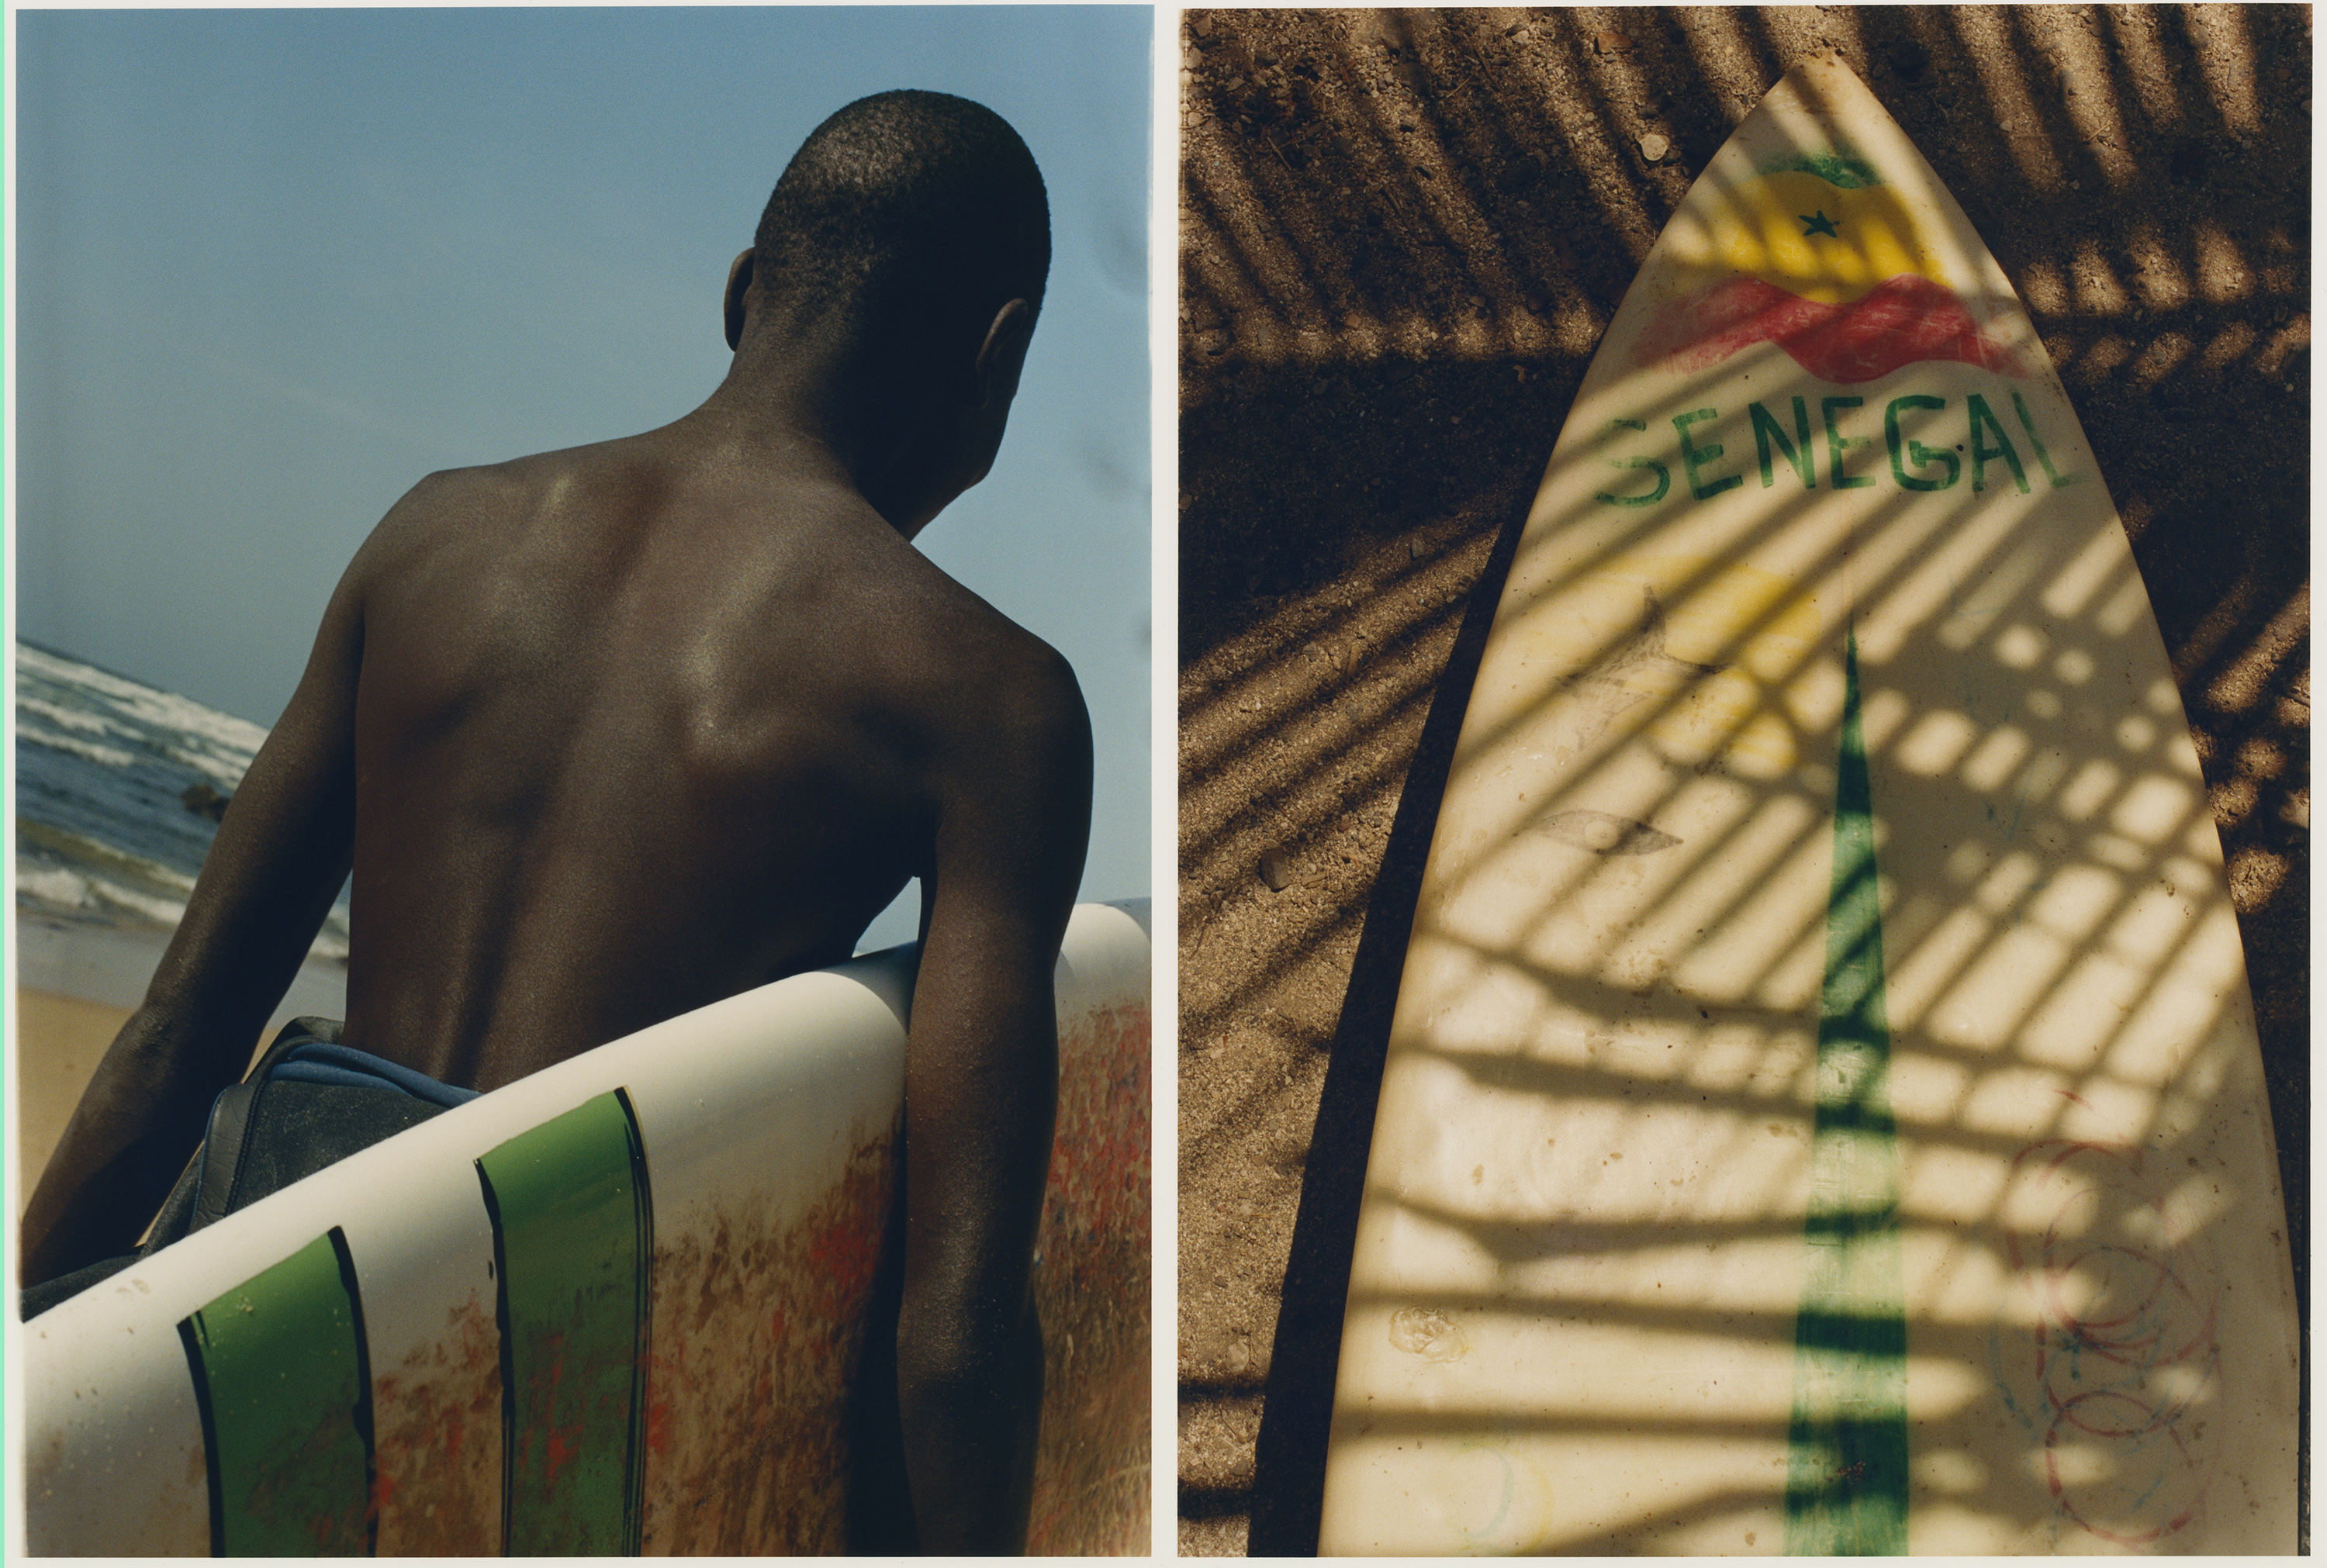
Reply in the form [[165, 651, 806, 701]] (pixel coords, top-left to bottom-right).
[[349, 437, 664, 585], [382, 443, 617, 525], [872, 561, 1087, 741], [880, 571, 1092, 872], [354, 450, 565, 554]]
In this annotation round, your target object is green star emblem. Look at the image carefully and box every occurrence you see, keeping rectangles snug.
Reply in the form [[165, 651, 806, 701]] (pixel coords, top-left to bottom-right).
[[1800, 209, 1840, 239]]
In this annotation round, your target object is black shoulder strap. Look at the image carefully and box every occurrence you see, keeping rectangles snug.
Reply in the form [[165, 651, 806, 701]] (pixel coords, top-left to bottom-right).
[[184, 1017, 344, 1235]]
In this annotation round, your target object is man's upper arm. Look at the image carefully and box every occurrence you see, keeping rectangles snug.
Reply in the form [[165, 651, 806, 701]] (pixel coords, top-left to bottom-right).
[[885, 633, 1088, 1549], [901, 641, 1093, 1321], [138, 546, 371, 1031], [157, 468, 460, 1026], [18, 513, 381, 1280]]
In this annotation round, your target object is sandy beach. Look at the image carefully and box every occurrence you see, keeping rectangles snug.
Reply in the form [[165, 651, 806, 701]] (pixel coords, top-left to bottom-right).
[[14, 916, 350, 1204], [15, 988, 130, 1202]]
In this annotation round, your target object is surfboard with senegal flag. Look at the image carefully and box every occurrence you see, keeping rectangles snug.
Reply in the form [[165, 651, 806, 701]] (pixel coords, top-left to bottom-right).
[[1634, 149, 2026, 385], [1316, 54, 2298, 1555]]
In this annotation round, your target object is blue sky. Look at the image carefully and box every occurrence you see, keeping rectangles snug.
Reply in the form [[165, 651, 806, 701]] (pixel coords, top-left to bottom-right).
[[13, 6, 1153, 946]]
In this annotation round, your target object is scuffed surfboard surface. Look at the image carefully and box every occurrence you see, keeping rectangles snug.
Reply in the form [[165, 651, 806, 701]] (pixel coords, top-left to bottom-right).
[[1028, 941, 1154, 1555], [23, 901, 1150, 1556], [1318, 57, 2297, 1556]]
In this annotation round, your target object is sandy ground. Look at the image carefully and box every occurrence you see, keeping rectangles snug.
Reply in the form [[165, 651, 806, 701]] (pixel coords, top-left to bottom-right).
[[1177, 6, 2308, 1553], [14, 989, 130, 1200], [14, 919, 351, 1207]]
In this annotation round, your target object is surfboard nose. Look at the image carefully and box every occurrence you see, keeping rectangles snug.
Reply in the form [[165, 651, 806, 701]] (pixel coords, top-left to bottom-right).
[[1316, 45, 2298, 1559]]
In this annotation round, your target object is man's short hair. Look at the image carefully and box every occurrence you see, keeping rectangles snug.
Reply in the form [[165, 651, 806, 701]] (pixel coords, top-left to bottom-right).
[[755, 91, 1050, 354]]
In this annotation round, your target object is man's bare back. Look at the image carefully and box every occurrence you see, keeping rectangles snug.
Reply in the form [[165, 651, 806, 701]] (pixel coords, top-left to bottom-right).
[[335, 421, 1076, 1091], [21, 90, 1087, 1553]]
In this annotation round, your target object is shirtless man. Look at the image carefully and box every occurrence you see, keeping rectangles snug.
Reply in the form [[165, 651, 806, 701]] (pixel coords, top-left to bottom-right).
[[19, 90, 1088, 1554]]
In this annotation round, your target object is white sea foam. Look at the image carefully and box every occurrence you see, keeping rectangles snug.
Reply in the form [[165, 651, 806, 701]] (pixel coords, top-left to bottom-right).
[[117, 853, 197, 899], [82, 876, 189, 930], [21, 820, 199, 897], [18, 644, 268, 758], [15, 712, 142, 772], [17, 692, 116, 737], [20, 648, 259, 791], [17, 642, 354, 971], [159, 744, 256, 792], [17, 861, 190, 931], [18, 865, 98, 911]]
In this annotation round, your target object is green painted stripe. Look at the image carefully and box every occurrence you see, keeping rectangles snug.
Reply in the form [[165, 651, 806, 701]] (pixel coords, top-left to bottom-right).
[[179, 1228, 375, 1556], [476, 1088, 652, 1555], [1785, 630, 1909, 1555]]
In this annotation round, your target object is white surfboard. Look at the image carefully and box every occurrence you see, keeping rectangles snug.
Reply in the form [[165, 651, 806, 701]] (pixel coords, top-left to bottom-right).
[[20, 900, 1150, 1556], [1317, 58, 2297, 1555]]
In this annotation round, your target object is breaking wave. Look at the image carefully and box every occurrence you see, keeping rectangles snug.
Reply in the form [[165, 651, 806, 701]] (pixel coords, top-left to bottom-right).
[[16, 641, 349, 961]]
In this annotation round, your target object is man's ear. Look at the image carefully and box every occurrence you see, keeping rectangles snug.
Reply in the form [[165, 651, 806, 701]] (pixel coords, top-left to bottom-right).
[[723, 249, 755, 352], [973, 299, 1036, 409]]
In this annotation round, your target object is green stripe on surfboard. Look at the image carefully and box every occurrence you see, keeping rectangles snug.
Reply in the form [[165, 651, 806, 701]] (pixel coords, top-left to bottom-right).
[[476, 1088, 653, 1555], [179, 1228, 375, 1555], [1786, 630, 1908, 1555]]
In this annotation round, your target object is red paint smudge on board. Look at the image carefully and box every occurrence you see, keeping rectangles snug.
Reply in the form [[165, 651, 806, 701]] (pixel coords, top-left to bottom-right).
[[636, 984, 1150, 1553], [1637, 274, 2025, 382], [541, 1423, 586, 1489], [641, 1132, 898, 1553], [370, 1290, 502, 1553], [1027, 998, 1152, 1556], [645, 1387, 673, 1459]]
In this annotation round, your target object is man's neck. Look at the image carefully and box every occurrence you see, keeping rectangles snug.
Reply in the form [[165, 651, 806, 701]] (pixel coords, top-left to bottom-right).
[[679, 365, 899, 519], [703, 339, 966, 535]]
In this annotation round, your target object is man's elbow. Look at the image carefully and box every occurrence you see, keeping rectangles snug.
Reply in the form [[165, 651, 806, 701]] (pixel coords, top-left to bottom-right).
[[897, 1284, 1043, 1409]]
